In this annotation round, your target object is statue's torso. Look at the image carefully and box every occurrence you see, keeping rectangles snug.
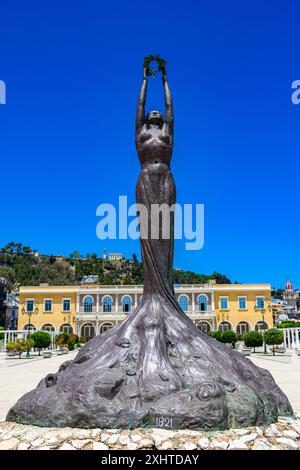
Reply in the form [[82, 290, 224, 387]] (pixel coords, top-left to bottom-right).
[[136, 123, 173, 167]]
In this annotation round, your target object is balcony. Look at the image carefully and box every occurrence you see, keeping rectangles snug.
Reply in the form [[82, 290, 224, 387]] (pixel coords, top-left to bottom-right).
[[77, 306, 136, 315], [77, 310, 128, 322], [174, 284, 214, 290], [76, 309, 215, 322], [186, 309, 215, 319]]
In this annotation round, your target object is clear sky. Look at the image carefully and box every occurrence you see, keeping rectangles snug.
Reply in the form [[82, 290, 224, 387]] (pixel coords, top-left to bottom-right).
[[0, 0, 299, 288]]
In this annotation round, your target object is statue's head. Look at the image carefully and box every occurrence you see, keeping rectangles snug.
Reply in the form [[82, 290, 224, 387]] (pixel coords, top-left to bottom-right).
[[146, 110, 163, 127]]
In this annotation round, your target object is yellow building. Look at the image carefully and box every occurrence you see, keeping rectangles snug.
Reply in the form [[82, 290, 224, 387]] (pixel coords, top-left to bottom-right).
[[18, 285, 77, 335], [17, 282, 273, 340], [214, 284, 272, 335]]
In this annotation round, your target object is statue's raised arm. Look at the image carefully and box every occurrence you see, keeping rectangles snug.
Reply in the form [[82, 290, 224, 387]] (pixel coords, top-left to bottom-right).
[[135, 68, 148, 135], [162, 70, 174, 133]]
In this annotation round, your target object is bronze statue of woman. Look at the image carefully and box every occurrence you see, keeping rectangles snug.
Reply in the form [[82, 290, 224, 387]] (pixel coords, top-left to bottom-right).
[[7, 59, 293, 430], [135, 65, 175, 298], [133, 65, 200, 400]]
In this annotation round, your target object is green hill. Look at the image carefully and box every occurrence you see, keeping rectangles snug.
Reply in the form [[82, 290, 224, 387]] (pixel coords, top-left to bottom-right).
[[0, 242, 231, 290]]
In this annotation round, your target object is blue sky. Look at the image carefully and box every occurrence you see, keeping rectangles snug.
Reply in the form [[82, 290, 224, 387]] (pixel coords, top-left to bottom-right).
[[0, 0, 299, 288]]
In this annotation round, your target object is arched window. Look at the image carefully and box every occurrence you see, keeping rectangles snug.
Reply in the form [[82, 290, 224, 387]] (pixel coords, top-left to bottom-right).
[[197, 321, 211, 334], [198, 295, 207, 312], [100, 322, 114, 333], [23, 324, 37, 332], [60, 323, 73, 334], [236, 321, 250, 336], [103, 296, 112, 313], [41, 324, 55, 332], [218, 321, 232, 332], [83, 296, 94, 313], [255, 321, 268, 332], [81, 323, 95, 341], [179, 295, 189, 311], [122, 296, 132, 313]]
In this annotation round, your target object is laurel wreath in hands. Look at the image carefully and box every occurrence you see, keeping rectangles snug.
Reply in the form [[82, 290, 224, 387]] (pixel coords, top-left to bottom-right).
[[143, 54, 167, 77]]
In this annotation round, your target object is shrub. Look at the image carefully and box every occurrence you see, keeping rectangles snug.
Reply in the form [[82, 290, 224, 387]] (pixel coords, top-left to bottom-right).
[[264, 328, 284, 355], [220, 330, 238, 344], [6, 341, 15, 351], [0, 326, 4, 341], [277, 321, 300, 329], [69, 333, 79, 343], [30, 331, 51, 355], [210, 331, 222, 342], [55, 333, 69, 348], [67, 337, 76, 351], [6, 338, 34, 358], [243, 331, 263, 352]]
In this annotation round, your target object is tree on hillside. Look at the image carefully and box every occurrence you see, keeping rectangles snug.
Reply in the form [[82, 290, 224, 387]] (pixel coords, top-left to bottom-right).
[[15, 243, 22, 254], [272, 288, 284, 300], [3, 242, 16, 254], [123, 276, 133, 285], [209, 271, 231, 284], [0, 243, 231, 288], [70, 251, 81, 259]]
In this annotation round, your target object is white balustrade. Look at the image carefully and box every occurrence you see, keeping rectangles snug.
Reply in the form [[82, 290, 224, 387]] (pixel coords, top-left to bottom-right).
[[283, 328, 300, 349], [0, 330, 56, 352]]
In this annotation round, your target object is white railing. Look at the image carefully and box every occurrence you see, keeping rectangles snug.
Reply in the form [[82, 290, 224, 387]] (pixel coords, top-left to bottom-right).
[[283, 328, 300, 349], [79, 285, 143, 291], [0, 330, 56, 352], [76, 309, 216, 321], [174, 284, 213, 289], [78, 283, 215, 291]]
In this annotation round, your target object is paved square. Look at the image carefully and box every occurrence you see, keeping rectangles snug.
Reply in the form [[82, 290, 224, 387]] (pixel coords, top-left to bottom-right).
[[250, 353, 300, 416], [0, 351, 77, 421]]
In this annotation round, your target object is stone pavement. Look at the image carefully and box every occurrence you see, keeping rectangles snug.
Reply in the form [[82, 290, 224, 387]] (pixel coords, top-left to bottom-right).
[[250, 352, 300, 415], [0, 350, 77, 421], [0, 418, 300, 450]]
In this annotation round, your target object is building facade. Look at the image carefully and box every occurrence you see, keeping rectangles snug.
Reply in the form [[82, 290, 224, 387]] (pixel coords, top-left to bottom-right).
[[0, 278, 19, 329], [107, 253, 123, 261], [4, 292, 19, 330], [282, 279, 300, 319], [17, 281, 273, 340], [0, 277, 8, 327]]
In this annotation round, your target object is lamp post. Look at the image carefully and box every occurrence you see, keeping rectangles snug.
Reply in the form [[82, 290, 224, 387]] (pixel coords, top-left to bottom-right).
[[254, 302, 269, 354], [63, 314, 76, 334], [21, 303, 38, 357], [214, 314, 219, 332]]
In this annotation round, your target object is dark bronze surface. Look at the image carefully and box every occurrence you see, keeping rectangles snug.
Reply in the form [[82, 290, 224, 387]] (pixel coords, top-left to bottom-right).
[[7, 62, 293, 429]]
